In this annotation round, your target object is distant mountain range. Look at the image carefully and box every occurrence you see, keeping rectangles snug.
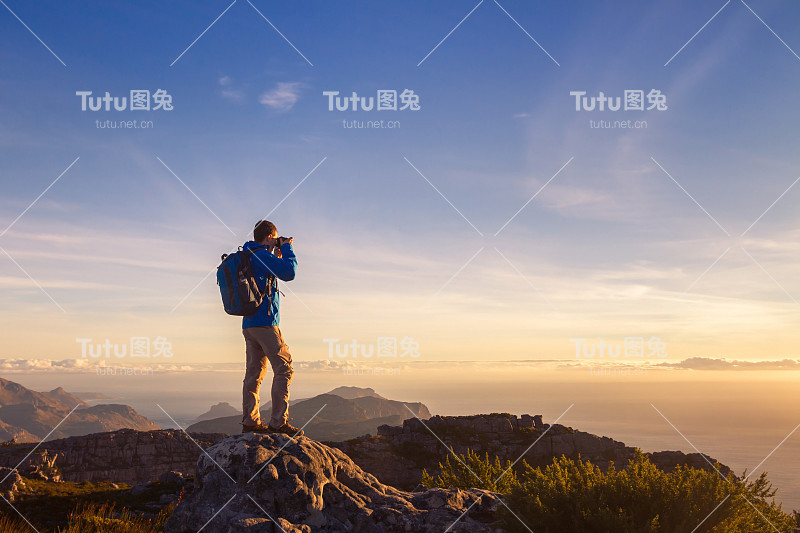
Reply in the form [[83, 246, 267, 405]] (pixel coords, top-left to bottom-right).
[[0, 377, 159, 442], [187, 386, 430, 441], [0, 378, 428, 444]]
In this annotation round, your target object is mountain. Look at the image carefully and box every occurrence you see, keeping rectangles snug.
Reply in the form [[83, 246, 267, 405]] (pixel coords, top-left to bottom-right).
[[190, 402, 240, 425], [0, 377, 159, 442], [186, 392, 431, 441], [41, 387, 86, 408], [0, 378, 85, 411], [0, 418, 38, 443], [326, 385, 384, 399], [256, 386, 384, 412]]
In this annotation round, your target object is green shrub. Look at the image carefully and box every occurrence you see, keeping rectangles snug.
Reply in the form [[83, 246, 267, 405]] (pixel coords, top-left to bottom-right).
[[421, 448, 518, 494], [422, 449, 797, 532]]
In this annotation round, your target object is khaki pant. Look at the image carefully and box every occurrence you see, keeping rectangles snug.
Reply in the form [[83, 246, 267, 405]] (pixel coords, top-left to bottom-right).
[[242, 326, 293, 428]]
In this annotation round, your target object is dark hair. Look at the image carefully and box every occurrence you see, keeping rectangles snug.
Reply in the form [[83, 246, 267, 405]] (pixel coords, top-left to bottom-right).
[[253, 220, 277, 243]]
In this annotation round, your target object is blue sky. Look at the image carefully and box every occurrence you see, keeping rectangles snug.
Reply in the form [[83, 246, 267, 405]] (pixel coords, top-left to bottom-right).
[[1, 0, 799, 363]]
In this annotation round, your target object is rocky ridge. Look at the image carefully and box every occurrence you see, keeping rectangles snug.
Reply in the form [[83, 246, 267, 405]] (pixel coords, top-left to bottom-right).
[[0, 429, 226, 484], [331, 413, 730, 490], [165, 433, 502, 533]]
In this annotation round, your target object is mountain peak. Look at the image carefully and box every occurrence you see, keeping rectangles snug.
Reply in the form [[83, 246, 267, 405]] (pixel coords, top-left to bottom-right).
[[325, 385, 384, 399], [191, 402, 241, 425], [0, 376, 157, 442]]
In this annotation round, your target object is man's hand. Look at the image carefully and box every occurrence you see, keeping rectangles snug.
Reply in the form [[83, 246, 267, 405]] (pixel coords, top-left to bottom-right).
[[278, 237, 293, 246]]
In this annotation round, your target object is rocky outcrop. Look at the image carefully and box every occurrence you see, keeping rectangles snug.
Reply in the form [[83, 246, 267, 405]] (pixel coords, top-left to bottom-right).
[[0, 467, 26, 502], [166, 433, 502, 533], [331, 414, 730, 490], [0, 429, 226, 484]]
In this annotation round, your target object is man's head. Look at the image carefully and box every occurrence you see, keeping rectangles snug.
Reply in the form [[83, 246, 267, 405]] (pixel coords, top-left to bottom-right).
[[253, 220, 278, 245]]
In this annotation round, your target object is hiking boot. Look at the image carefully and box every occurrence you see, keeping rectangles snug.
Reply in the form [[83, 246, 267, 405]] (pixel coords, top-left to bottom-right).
[[268, 422, 304, 436], [242, 423, 271, 434]]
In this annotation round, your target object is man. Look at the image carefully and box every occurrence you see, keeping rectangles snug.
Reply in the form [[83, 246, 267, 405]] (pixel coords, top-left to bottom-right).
[[241, 220, 302, 435]]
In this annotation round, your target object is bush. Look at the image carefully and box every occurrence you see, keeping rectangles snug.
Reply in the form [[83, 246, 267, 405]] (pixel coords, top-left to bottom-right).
[[422, 449, 797, 532], [421, 448, 518, 494]]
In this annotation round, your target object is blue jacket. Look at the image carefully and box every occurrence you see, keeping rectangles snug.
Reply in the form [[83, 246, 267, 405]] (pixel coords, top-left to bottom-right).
[[241, 240, 297, 329]]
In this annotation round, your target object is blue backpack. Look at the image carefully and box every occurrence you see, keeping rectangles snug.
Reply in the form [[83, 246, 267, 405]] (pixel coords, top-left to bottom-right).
[[216, 246, 276, 316]]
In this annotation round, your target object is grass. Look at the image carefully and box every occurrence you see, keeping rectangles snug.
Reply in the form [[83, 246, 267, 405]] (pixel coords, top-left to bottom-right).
[[0, 477, 183, 532], [0, 503, 174, 533]]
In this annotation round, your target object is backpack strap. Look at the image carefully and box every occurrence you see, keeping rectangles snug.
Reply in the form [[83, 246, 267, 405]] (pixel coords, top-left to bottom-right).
[[246, 245, 278, 315]]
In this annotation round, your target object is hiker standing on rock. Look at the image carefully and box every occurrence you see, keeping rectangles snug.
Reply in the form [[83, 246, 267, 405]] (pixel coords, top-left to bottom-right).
[[238, 220, 302, 436]]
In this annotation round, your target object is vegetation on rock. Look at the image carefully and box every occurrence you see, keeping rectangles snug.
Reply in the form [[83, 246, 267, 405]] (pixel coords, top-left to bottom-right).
[[423, 449, 798, 532]]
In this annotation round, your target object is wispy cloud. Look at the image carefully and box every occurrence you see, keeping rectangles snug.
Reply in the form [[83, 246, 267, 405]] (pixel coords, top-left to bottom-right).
[[656, 357, 800, 371], [259, 82, 305, 111], [0, 358, 355, 374], [0, 276, 128, 290], [4, 357, 800, 375], [218, 75, 244, 102]]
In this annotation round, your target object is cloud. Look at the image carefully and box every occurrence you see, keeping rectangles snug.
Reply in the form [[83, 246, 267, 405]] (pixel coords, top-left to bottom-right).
[[259, 82, 304, 111], [0, 276, 128, 290], [218, 75, 244, 102], [5, 357, 800, 375], [656, 357, 800, 371]]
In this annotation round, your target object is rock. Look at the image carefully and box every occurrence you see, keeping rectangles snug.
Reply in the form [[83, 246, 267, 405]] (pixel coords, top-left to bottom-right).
[[160, 493, 180, 505], [130, 483, 150, 496], [159, 470, 185, 485], [165, 433, 502, 533], [19, 449, 61, 482], [0, 467, 25, 502], [332, 414, 730, 490], [0, 429, 227, 484]]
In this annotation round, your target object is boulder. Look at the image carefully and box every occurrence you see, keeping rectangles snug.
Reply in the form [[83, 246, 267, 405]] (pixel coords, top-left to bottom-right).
[[165, 433, 502, 533], [0, 467, 25, 502], [159, 470, 186, 485]]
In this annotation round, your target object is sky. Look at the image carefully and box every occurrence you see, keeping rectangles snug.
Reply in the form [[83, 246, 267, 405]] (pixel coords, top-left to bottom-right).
[[1, 0, 800, 368]]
